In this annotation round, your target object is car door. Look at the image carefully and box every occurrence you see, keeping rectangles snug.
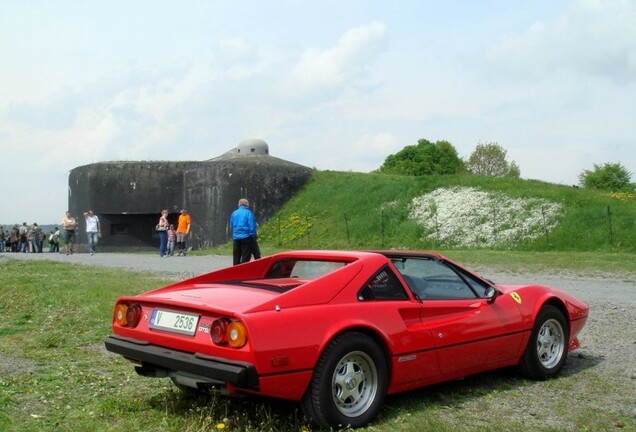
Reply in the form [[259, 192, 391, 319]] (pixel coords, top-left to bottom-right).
[[398, 258, 526, 377], [423, 296, 524, 377], [358, 266, 442, 390]]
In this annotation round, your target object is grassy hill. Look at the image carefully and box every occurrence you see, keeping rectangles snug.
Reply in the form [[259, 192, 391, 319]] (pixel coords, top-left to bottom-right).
[[256, 170, 636, 253]]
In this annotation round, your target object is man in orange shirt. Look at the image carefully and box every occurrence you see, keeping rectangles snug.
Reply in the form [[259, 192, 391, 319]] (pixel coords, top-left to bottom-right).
[[176, 208, 191, 256]]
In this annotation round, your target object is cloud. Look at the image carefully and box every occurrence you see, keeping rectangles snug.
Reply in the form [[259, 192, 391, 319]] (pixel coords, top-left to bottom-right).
[[1, 60, 208, 175], [486, 0, 636, 84], [217, 38, 258, 64], [284, 21, 388, 98], [5, 93, 78, 130], [213, 38, 266, 79], [349, 132, 401, 171]]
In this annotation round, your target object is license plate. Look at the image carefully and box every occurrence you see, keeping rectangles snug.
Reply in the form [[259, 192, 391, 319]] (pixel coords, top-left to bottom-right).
[[149, 309, 199, 336]]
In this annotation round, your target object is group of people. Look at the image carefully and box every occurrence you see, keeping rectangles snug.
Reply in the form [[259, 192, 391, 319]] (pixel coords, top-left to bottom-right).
[[3, 199, 262, 263], [0, 210, 102, 255], [59, 210, 101, 255], [0, 222, 58, 253], [156, 208, 191, 257], [155, 198, 261, 265]]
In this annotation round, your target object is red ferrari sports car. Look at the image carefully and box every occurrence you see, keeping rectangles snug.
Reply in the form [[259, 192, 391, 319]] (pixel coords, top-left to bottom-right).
[[105, 250, 588, 429]]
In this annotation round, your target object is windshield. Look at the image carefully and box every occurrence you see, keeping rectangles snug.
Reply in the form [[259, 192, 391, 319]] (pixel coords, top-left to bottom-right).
[[391, 257, 490, 300]]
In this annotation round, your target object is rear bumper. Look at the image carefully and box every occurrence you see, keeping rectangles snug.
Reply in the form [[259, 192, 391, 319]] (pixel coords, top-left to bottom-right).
[[104, 335, 259, 388]]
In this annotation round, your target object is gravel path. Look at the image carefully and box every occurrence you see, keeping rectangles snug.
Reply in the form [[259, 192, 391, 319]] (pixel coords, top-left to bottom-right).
[[2, 251, 233, 280], [3, 251, 634, 303]]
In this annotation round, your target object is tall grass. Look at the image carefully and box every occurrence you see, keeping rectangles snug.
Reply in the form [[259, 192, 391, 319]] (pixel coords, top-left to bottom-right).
[[257, 171, 636, 252]]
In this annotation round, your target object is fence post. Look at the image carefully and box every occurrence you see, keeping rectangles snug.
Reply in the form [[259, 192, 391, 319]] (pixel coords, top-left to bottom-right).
[[541, 205, 550, 245], [381, 209, 385, 248], [607, 205, 613, 244], [492, 205, 498, 245], [343, 213, 350, 247]]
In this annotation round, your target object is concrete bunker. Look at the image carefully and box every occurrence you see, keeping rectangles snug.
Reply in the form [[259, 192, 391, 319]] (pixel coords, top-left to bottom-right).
[[68, 140, 312, 251]]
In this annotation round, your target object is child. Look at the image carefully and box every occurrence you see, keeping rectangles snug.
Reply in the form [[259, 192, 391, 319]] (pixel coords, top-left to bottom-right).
[[167, 224, 176, 256]]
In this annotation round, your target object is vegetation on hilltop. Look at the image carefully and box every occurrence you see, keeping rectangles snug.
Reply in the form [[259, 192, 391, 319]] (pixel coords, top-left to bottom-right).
[[579, 162, 634, 192], [464, 142, 520, 178], [376, 138, 465, 176], [257, 170, 636, 253]]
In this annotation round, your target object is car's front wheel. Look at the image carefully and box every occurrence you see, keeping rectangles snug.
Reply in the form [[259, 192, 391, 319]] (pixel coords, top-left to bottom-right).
[[520, 304, 569, 380], [302, 332, 388, 429]]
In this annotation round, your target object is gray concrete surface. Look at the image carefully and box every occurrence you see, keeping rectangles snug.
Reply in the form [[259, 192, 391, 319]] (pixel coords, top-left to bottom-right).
[[1, 251, 233, 280]]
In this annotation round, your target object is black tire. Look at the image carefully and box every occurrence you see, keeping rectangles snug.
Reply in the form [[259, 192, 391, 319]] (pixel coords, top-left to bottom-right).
[[520, 305, 569, 380], [302, 332, 388, 429]]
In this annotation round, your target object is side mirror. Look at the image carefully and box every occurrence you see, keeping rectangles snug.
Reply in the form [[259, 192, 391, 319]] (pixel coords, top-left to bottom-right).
[[484, 286, 499, 303]]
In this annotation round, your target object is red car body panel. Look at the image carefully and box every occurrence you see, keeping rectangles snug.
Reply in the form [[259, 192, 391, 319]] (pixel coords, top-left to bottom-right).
[[105, 250, 589, 403]]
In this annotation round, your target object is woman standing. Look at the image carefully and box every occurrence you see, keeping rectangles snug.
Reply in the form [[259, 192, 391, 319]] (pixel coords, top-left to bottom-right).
[[157, 209, 169, 257]]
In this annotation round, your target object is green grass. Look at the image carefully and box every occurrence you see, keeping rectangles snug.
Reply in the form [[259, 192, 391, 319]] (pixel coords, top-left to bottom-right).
[[252, 170, 636, 253], [1, 258, 634, 431], [0, 260, 307, 432], [439, 250, 636, 275]]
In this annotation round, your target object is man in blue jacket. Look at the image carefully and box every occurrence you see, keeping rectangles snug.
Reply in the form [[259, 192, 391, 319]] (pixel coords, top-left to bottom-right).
[[229, 198, 259, 265]]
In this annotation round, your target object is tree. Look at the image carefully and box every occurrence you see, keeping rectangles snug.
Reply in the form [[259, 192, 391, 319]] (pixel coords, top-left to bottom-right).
[[377, 139, 464, 176], [466, 142, 520, 178], [579, 162, 633, 192]]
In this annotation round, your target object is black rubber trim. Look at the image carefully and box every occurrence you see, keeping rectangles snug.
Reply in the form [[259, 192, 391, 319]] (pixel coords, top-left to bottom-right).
[[104, 335, 258, 387]]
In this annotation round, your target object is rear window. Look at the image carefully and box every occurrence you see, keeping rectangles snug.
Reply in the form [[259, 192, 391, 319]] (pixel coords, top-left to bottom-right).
[[266, 259, 347, 280]]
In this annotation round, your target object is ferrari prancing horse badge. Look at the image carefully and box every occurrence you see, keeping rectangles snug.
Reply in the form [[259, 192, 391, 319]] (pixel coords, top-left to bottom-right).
[[510, 292, 522, 304]]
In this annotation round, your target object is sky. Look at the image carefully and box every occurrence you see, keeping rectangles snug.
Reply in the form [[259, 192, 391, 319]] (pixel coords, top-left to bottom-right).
[[1, 0, 635, 224]]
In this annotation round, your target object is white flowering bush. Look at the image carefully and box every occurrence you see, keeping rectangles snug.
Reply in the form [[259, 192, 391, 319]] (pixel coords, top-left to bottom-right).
[[408, 187, 562, 248]]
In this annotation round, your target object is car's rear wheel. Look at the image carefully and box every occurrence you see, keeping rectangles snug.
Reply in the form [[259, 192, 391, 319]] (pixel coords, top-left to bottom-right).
[[302, 332, 387, 429], [520, 305, 569, 380]]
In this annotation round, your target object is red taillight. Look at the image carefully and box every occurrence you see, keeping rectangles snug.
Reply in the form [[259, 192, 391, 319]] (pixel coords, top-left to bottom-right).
[[211, 318, 247, 348], [211, 318, 229, 344], [114, 303, 141, 328]]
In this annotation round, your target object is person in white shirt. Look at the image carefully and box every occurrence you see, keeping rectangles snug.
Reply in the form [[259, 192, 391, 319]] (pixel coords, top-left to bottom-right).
[[83, 210, 101, 255]]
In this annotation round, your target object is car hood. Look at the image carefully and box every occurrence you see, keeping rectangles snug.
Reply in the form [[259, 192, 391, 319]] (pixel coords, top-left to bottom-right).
[[495, 283, 562, 298], [496, 283, 564, 295], [495, 283, 589, 314]]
